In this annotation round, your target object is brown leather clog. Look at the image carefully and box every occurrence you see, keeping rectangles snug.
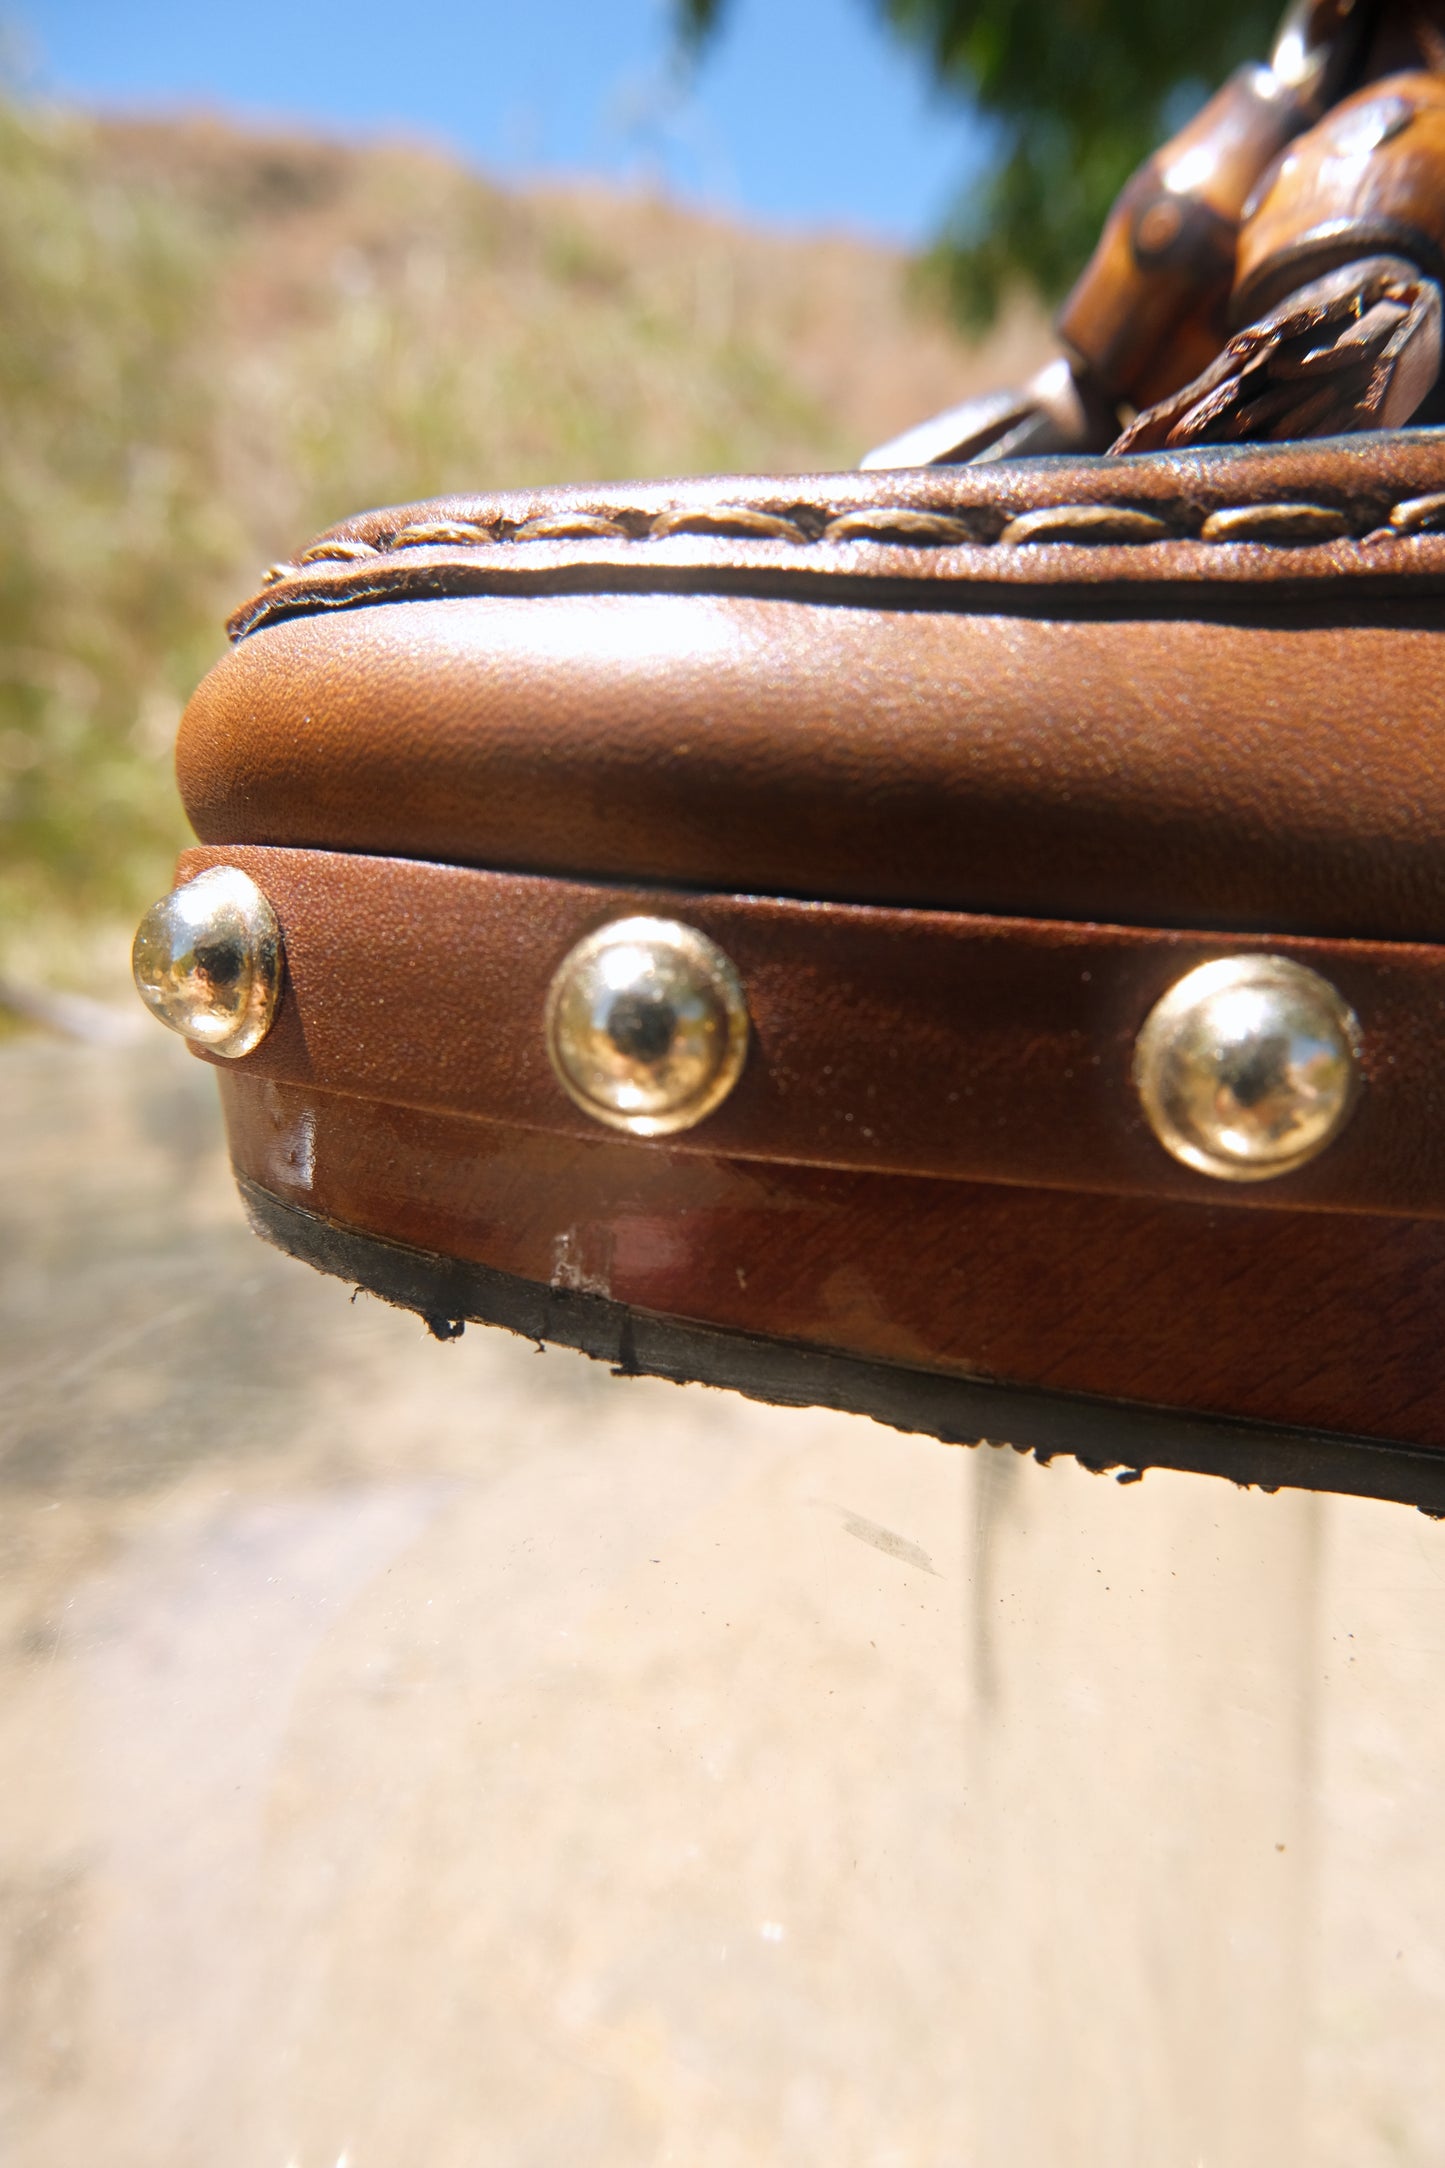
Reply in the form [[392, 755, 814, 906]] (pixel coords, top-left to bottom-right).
[[133, 432, 1445, 1512]]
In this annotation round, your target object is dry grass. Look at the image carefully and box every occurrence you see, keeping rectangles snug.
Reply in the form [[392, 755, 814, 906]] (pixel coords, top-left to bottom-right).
[[0, 100, 1048, 988]]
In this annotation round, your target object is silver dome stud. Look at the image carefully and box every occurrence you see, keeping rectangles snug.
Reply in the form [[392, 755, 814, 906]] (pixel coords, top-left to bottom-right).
[[545, 915, 749, 1137], [131, 865, 283, 1059], [1134, 953, 1361, 1182]]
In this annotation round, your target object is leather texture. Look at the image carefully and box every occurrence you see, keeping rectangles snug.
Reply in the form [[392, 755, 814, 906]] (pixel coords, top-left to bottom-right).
[[181, 433, 1445, 941], [1234, 69, 1445, 317], [171, 431, 1445, 1472], [218, 1072, 1445, 1457], [180, 841, 1445, 1220]]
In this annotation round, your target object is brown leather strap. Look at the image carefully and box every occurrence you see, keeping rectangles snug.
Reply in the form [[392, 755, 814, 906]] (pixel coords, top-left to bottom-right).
[[180, 843, 1445, 1220]]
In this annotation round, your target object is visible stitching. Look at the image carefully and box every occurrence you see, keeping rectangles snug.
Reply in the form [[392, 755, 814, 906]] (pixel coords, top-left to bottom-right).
[[388, 519, 493, 548], [1390, 492, 1445, 533], [513, 513, 630, 541], [1200, 503, 1349, 543], [296, 539, 381, 564], [262, 493, 1445, 581], [1000, 505, 1170, 546], [650, 506, 806, 541], [823, 508, 984, 544]]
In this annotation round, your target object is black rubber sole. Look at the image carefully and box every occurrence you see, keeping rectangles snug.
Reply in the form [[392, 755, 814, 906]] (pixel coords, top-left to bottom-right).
[[240, 1175, 1445, 1516]]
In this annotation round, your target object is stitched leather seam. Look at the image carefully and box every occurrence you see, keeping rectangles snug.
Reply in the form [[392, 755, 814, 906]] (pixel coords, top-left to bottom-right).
[[262, 492, 1445, 583]]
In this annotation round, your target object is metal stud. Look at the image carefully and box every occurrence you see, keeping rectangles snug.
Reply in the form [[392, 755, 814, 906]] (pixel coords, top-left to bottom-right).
[[132, 865, 283, 1059], [1133, 954, 1361, 1182], [546, 915, 749, 1137]]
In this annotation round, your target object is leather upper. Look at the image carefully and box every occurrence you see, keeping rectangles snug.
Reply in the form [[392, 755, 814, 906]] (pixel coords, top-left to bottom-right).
[[179, 841, 1445, 1220], [178, 431, 1445, 940]]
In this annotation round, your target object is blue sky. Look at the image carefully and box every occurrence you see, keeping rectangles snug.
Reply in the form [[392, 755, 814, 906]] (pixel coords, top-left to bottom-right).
[[8, 0, 991, 245]]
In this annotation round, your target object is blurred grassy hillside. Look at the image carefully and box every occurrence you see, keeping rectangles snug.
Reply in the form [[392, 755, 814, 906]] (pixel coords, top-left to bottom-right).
[[0, 98, 1047, 993]]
